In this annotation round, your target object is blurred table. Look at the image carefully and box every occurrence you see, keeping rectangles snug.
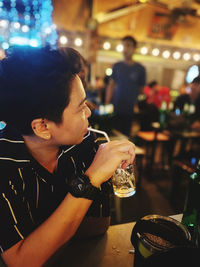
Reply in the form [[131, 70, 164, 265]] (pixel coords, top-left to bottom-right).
[[45, 214, 182, 267]]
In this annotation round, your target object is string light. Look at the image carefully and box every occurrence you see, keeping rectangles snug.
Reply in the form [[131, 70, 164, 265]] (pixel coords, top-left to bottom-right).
[[74, 37, 82, 47], [59, 35, 68, 45], [103, 42, 111, 50], [140, 46, 148, 55], [116, 44, 123, 52], [106, 68, 112, 76], [152, 48, 160, 56], [183, 52, 191, 61], [0, 0, 58, 49], [173, 51, 181, 60], [193, 54, 200, 62], [162, 50, 170, 59]]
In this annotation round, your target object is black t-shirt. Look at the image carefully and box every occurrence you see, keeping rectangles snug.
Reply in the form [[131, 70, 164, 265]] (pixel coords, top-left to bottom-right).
[[0, 126, 112, 252]]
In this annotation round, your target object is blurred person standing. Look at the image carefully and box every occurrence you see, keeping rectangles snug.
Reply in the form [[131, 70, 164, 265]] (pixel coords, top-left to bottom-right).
[[105, 35, 146, 136]]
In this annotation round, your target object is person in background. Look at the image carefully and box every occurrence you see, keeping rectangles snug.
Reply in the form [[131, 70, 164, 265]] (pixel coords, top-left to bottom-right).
[[143, 80, 159, 104], [173, 76, 200, 129], [0, 46, 135, 267], [105, 35, 146, 137]]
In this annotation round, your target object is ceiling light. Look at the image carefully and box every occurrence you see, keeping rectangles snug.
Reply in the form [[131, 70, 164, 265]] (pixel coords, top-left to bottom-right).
[[140, 47, 148, 55], [103, 42, 111, 50], [193, 54, 200, 62], [183, 53, 191, 61], [162, 50, 170, 59], [74, 38, 83, 47], [105, 68, 112, 76], [59, 35, 68, 45], [173, 51, 181, 60], [152, 48, 160, 56], [116, 44, 123, 52]]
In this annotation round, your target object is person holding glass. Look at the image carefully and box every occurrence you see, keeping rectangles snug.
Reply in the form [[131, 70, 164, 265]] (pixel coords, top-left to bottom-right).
[[0, 46, 135, 267]]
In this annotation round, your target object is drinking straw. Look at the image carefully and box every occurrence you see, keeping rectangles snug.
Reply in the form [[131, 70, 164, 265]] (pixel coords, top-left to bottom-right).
[[87, 127, 110, 142]]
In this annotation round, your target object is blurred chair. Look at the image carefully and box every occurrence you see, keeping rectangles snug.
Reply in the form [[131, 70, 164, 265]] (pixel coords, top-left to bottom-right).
[[135, 130, 170, 176]]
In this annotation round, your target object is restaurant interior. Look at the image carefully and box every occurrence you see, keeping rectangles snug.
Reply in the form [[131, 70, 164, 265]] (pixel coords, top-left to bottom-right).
[[51, 0, 200, 225], [0, 1, 200, 266], [0, 0, 200, 226]]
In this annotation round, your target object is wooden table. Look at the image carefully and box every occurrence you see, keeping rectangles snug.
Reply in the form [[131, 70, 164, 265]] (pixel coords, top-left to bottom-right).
[[45, 214, 182, 267]]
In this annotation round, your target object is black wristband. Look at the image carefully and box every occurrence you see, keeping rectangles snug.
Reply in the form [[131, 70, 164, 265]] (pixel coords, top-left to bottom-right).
[[68, 173, 101, 200]]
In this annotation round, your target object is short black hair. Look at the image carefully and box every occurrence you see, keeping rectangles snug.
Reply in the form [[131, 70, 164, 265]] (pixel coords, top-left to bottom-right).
[[122, 35, 137, 47], [192, 76, 200, 84], [148, 81, 158, 88], [0, 46, 82, 135]]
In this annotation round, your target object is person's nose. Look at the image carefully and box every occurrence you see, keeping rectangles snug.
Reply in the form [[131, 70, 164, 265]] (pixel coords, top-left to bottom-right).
[[86, 105, 92, 118]]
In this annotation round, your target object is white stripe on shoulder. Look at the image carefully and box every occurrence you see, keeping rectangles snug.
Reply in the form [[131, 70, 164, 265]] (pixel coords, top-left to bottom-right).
[[0, 157, 30, 162], [0, 138, 24, 143]]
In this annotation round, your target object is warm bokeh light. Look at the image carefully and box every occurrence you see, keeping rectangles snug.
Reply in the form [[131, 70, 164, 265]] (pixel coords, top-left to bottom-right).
[[140, 47, 148, 55], [74, 37, 83, 47], [183, 53, 191, 61], [162, 50, 170, 59], [59, 35, 68, 45], [193, 54, 200, 62], [116, 44, 123, 52], [152, 48, 160, 56], [173, 51, 181, 60], [103, 42, 111, 50], [105, 68, 112, 76]]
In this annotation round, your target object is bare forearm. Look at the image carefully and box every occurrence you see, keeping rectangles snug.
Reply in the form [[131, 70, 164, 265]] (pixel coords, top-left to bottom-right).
[[2, 193, 92, 267]]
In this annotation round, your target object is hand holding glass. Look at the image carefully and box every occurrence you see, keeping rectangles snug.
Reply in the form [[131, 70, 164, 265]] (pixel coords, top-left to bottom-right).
[[112, 164, 136, 197], [88, 127, 136, 198]]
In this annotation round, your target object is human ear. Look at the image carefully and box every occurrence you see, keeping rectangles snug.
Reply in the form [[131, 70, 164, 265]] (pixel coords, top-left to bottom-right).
[[31, 118, 51, 140]]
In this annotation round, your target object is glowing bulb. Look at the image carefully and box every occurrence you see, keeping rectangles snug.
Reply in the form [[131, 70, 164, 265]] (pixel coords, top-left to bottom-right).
[[21, 25, 29, 32], [103, 42, 111, 50], [173, 51, 181, 60], [162, 50, 170, 59], [152, 48, 160, 56], [116, 44, 123, 52], [193, 54, 200, 62], [59, 36, 68, 45], [74, 38, 83, 47], [140, 47, 148, 55], [183, 53, 191, 61], [106, 68, 112, 76], [0, 20, 8, 28], [13, 22, 20, 29]]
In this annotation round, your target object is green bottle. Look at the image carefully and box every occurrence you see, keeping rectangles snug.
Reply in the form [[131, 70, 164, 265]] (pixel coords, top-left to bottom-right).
[[159, 101, 167, 129], [181, 159, 200, 247]]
